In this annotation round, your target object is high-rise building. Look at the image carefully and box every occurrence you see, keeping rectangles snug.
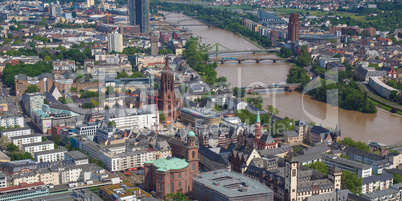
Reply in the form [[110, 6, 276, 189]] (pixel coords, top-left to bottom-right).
[[158, 56, 181, 122], [288, 13, 300, 41], [150, 35, 159, 55], [127, 0, 150, 33], [22, 93, 44, 117], [50, 3, 62, 18], [86, 0, 94, 7], [107, 31, 123, 53]]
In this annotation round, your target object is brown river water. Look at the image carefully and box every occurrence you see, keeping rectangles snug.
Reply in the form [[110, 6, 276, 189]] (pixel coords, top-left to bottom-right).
[[164, 12, 402, 145]]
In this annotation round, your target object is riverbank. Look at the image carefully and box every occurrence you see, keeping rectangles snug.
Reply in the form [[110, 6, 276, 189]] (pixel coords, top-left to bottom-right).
[[163, 11, 402, 145]]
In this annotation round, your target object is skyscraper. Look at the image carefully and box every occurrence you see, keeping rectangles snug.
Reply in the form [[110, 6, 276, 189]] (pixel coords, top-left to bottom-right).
[[128, 0, 150, 33], [150, 35, 159, 55], [50, 3, 62, 18], [288, 13, 300, 41], [107, 31, 123, 53]]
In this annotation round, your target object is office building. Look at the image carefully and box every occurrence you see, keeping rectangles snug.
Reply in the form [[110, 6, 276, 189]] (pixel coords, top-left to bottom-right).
[[98, 182, 153, 201], [65, 151, 89, 165], [50, 3, 62, 18], [22, 93, 44, 117], [192, 170, 274, 201], [288, 13, 300, 41], [86, 0, 94, 7], [127, 0, 150, 33], [107, 32, 123, 53], [150, 35, 159, 55], [322, 154, 372, 178], [0, 182, 48, 201]]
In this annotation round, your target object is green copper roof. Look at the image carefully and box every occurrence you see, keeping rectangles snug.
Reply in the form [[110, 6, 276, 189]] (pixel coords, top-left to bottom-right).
[[187, 130, 196, 137], [151, 157, 188, 171], [256, 111, 260, 123]]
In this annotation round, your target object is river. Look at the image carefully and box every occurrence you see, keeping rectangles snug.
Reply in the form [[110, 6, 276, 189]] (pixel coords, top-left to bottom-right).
[[163, 12, 402, 145]]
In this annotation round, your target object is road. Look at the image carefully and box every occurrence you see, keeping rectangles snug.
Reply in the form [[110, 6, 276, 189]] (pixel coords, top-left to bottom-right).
[[358, 83, 402, 110], [0, 78, 23, 117]]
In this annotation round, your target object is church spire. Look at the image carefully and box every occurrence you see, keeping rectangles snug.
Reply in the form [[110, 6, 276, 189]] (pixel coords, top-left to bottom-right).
[[163, 55, 170, 70]]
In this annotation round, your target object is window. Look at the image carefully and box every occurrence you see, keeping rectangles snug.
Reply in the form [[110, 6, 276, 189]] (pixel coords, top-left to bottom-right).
[[185, 172, 187, 177], [185, 180, 187, 191], [192, 164, 195, 171], [171, 174, 174, 179], [292, 169, 296, 177], [178, 173, 181, 178], [160, 184, 162, 191], [192, 151, 195, 158], [179, 182, 182, 188], [171, 182, 174, 193], [159, 175, 162, 180]]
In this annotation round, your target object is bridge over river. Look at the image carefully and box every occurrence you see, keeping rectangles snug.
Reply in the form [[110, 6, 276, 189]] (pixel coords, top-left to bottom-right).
[[209, 55, 290, 64]]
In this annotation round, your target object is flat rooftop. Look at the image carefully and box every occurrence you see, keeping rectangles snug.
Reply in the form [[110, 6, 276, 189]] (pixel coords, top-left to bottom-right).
[[193, 170, 273, 198]]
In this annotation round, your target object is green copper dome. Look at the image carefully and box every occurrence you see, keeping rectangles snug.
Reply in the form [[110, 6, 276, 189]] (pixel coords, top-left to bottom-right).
[[188, 130, 196, 137], [152, 157, 189, 171]]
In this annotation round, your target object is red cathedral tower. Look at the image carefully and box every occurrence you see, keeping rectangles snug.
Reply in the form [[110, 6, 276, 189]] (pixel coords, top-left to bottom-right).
[[158, 56, 180, 122]]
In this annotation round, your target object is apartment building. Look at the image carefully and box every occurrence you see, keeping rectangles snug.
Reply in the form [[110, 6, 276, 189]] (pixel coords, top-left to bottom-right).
[[105, 108, 158, 130], [0, 116, 24, 128], [10, 134, 42, 149], [65, 151, 89, 165], [101, 149, 157, 172], [22, 141, 54, 154], [34, 148, 68, 163], [52, 59, 76, 71], [0, 127, 31, 139], [361, 173, 394, 194]]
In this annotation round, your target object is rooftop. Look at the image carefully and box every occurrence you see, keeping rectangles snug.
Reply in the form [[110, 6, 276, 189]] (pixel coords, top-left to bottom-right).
[[33, 148, 67, 156], [65, 150, 89, 160], [146, 157, 188, 172], [193, 170, 273, 198]]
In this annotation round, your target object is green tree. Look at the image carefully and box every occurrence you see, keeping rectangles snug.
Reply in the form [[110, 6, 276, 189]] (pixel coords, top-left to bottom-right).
[[266, 105, 279, 116], [24, 85, 40, 93], [82, 102, 95, 109], [58, 97, 67, 104], [339, 137, 371, 152], [279, 47, 293, 58], [159, 111, 166, 123], [72, 11, 77, 18], [0, 136, 10, 149], [233, 87, 246, 98], [7, 143, 19, 152], [105, 105, 110, 110], [389, 90, 400, 102], [54, 143, 59, 149], [70, 87, 78, 92], [42, 136, 47, 141], [393, 173, 402, 184], [217, 76, 227, 83], [341, 170, 362, 194], [307, 161, 328, 175], [165, 192, 189, 201], [53, 135, 61, 145], [107, 121, 117, 128]]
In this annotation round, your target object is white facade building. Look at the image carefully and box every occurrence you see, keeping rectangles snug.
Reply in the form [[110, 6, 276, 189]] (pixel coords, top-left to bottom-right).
[[107, 31, 123, 53], [34, 148, 68, 163], [0, 116, 24, 128], [22, 141, 54, 154], [0, 127, 31, 139], [10, 134, 42, 149]]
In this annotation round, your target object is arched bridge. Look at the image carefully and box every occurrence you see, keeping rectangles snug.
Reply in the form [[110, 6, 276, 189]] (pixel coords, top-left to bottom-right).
[[209, 56, 290, 64], [249, 83, 302, 92], [208, 47, 280, 54]]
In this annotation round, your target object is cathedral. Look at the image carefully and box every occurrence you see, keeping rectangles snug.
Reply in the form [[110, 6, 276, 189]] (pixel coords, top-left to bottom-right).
[[158, 56, 182, 122]]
